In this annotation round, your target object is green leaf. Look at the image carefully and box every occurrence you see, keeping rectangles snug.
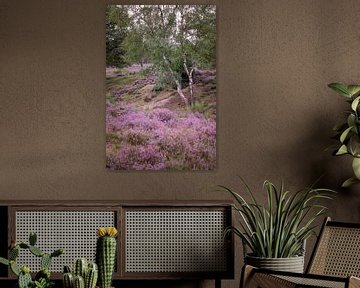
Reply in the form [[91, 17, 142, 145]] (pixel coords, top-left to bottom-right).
[[349, 136, 360, 156], [342, 177, 360, 188], [336, 144, 348, 155], [328, 83, 351, 97], [10, 261, 20, 276], [347, 114, 356, 129], [340, 126, 353, 143], [347, 85, 360, 97], [0, 257, 9, 266], [352, 157, 360, 179], [352, 96, 360, 111], [333, 122, 348, 133]]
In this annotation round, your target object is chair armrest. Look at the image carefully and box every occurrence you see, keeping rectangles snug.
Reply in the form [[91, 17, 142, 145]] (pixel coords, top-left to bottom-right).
[[349, 276, 360, 288], [240, 265, 349, 288], [240, 265, 254, 288], [240, 265, 296, 288]]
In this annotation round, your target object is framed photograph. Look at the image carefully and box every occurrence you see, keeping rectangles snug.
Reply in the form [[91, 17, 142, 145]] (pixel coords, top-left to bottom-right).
[[106, 5, 216, 171]]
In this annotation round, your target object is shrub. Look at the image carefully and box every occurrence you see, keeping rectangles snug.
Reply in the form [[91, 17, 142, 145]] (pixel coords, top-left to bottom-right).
[[106, 103, 216, 170]]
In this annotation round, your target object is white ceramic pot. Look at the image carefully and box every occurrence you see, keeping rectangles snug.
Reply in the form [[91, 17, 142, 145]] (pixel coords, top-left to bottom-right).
[[245, 254, 305, 273]]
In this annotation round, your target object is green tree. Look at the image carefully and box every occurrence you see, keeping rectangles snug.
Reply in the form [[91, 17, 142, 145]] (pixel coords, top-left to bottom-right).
[[125, 5, 216, 105], [188, 5, 216, 69], [123, 29, 148, 67], [106, 5, 129, 67]]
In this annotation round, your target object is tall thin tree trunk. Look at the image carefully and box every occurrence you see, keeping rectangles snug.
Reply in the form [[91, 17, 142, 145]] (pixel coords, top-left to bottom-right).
[[175, 79, 188, 105], [183, 55, 194, 105], [163, 55, 188, 105], [188, 68, 194, 105]]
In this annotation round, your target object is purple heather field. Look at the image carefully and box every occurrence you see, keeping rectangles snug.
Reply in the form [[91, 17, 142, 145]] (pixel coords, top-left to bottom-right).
[[106, 97, 216, 171]]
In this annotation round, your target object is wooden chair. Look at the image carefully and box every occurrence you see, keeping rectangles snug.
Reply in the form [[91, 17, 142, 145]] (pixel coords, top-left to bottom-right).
[[241, 217, 360, 288]]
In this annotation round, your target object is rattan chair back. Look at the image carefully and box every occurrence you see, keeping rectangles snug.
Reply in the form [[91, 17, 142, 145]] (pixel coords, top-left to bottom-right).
[[307, 217, 360, 278]]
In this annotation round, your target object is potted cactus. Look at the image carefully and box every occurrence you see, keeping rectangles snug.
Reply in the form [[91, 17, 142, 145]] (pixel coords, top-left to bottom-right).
[[62, 258, 98, 288], [0, 232, 64, 288], [96, 227, 118, 288]]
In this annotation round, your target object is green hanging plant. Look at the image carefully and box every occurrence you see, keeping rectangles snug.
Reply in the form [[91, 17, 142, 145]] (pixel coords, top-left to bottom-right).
[[328, 83, 360, 187]]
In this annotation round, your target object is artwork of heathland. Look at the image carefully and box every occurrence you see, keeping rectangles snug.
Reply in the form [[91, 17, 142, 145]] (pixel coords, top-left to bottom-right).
[[106, 5, 216, 170]]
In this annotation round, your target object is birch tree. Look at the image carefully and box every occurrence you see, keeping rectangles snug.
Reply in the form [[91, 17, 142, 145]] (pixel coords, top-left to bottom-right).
[[125, 5, 216, 105]]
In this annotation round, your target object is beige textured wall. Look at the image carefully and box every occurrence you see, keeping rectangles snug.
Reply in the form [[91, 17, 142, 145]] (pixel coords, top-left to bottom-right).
[[1, 0, 360, 287]]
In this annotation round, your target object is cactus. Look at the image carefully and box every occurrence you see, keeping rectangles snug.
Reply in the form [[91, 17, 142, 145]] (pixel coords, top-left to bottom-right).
[[96, 227, 118, 288], [74, 275, 85, 288], [29, 232, 37, 246], [19, 243, 29, 249], [29, 245, 44, 257], [62, 265, 74, 288], [41, 253, 52, 270], [0, 232, 63, 288], [85, 263, 98, 288], [63, 272, 74, 288], [18, 270, 32, 288], [10, 260, 20, 276], [9, 246, 19, 260], [51, 248, 64, 258], [74, 258, 88, 279], [21, 265, 30, 274], [62, 260, 98, 288]]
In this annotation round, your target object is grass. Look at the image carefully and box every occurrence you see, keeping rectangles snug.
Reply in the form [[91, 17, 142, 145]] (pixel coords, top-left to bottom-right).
[[139, 67, 153, 77], [114, 68, 125, 74], [106, 74, 141, 90], [190, 101, 208, 113], [106, 92, 116, 104]]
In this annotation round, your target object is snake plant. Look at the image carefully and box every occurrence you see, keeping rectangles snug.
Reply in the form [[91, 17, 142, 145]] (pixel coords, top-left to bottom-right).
[[220, 178, 335, 258], [328, 83, 360, 187]]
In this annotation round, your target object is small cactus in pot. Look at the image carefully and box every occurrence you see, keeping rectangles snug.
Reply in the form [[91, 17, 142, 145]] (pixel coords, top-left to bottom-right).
[[96, 227, 118, 288], [0, 232, 63, 288], [19, 266, 32, 288], [73, 275, 85, 288], [62, 259, 98, 288], [62, 266, 74, 288], [85, 262, 98, 288], [74, 258, 88, 280]]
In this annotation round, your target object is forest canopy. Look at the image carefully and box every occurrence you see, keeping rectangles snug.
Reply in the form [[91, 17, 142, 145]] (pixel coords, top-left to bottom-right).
[[106, 5, 216, 69]]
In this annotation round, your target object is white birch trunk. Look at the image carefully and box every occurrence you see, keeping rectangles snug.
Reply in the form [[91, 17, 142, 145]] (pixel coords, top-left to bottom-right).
[[163, 55, 188, 105], [183, 55, 194, 105]]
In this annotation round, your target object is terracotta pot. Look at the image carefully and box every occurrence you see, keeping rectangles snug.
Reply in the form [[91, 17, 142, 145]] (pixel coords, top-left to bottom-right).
[[245, 254, 305, 273]]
